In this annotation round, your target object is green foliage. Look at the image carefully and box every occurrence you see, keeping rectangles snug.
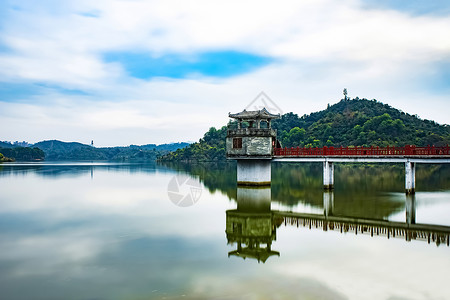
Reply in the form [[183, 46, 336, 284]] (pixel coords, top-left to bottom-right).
[[30, 140, 189, 161], [281, 127, 306, 147], [0, 147, 44, 161], [0, 152, 16, 162], [273, 98, 450, 148]]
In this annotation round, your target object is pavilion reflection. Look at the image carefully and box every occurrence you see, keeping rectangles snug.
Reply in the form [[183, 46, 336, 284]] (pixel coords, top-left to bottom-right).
[[225, 187, 282, 263]]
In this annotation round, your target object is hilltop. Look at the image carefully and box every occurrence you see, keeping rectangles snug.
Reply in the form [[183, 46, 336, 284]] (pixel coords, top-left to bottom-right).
[[274, 98, 450, 148], [159, 97, 450, 162]]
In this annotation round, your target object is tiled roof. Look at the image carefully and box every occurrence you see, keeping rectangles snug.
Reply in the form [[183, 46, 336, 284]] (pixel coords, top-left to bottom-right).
[[229, 107, 280, 119]]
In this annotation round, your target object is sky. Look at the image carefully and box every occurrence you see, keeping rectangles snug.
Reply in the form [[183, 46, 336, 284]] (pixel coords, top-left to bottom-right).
[[1, 0, 450, 147]]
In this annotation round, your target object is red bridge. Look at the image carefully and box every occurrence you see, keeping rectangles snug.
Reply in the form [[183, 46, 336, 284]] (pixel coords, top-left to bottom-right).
[[274, 145, 450, 157], [271, 145, 450, 194]]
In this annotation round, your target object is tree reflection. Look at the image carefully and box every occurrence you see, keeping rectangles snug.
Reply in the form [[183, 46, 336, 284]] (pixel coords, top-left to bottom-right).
[[163, 161, 450, 220]]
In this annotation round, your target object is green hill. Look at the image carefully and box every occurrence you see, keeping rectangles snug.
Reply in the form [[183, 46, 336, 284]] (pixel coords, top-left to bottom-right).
[[159, 97, 450, 162], [275, 98, 450, 148], [33, 140, 106, 160], [32, 140, 190, 161]]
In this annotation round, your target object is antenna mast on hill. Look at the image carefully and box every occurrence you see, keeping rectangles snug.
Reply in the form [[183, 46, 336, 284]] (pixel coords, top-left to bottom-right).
[[343, 88, 348, 101]]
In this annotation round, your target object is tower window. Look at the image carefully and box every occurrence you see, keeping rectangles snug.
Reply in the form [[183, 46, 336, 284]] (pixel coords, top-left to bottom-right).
[[233, 138, 242, 149]]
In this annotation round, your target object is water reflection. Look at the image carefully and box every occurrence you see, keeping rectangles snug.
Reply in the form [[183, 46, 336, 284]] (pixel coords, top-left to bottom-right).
[[0, 162, 163, 178], [159, 162, 450, 222], [406, 194, 416, 225], [226, 187, 281, 263], [323, 191, 334, 217]]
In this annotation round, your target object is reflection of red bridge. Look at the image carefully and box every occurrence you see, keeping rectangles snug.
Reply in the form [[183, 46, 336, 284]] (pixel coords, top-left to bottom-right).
[[274, 145, 450, 157], [274, 211, 450, 247], [272, 145, 450, 194]]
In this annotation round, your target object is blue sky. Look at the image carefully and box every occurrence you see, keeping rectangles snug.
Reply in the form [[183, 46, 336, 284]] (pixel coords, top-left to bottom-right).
[[1, 0, 450, 146], [103, 51, 273, 79]]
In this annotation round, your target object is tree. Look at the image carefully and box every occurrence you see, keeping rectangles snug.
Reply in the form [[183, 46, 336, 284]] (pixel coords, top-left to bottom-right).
[[282, 127, 306, 147]]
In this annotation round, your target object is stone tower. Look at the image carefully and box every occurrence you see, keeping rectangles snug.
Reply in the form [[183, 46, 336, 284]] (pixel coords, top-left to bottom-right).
[[226, 108, 280, 185]]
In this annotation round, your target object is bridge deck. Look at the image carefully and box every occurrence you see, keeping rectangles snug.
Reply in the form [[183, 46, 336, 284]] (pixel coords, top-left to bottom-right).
[[273, 157, 450, 163]]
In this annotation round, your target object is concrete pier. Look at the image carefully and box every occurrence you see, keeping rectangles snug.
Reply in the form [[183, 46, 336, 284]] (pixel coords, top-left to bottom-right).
[[323, 160, 334, 190], [237, 159, 272, 186], [405, 160, 416, 194]]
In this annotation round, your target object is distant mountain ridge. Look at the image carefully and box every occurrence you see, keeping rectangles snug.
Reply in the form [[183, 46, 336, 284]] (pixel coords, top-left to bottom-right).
[[33, 140, 190, 161], [0, 140, 190, 161]]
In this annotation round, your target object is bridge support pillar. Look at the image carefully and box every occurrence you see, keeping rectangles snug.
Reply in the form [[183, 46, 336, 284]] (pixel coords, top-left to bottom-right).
[[323, 191, 334, 217], [405, 161, 416, 194], [323, 160, 334, 190], [237, 159, 271, 186], [406, 194, 416, 225]]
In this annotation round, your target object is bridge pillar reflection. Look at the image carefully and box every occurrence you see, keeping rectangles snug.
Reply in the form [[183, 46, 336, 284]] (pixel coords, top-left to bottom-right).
[[406, 194, 416, 225], [405, 160, 416, 194], [323, 191, 334, 217], [323, 160, 334, 190]]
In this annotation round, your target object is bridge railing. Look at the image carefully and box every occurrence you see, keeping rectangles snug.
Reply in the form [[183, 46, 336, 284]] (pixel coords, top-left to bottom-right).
[[273, 145, 450, 157]]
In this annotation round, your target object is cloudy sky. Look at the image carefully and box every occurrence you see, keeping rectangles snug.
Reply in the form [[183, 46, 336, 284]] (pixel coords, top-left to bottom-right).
[[1, 0, 450, 146]]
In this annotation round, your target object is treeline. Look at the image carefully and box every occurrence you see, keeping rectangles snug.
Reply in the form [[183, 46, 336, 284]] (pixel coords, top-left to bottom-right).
[[33, 140, 189, 161], [0, 153, 14, 162], [0, 140, 189, 161], [160, 98, 450, 162], [0, 147, 45, 161]]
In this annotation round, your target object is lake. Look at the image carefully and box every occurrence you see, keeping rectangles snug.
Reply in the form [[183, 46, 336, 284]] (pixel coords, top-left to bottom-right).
[[0, 161, 449, 300]]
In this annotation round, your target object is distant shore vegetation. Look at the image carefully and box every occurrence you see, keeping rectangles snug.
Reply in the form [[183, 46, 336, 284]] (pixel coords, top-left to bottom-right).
[[0, 147, 44, 162], [0, 153, 15, 162], [0, 140, 189, 162]]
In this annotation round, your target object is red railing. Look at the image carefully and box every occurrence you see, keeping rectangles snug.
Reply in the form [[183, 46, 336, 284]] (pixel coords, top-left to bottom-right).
[[274, 145, 450, 157]]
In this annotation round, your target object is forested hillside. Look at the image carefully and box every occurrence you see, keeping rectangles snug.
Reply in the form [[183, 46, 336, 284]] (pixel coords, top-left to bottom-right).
[[33, 140, 189, 161], [274, 98, 450, 148], [159, 98, 450, 162], [0, 140, 189, 161]]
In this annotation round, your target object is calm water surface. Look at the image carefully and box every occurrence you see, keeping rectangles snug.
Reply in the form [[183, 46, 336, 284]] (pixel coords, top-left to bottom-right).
[[0, 161, 449, 300]]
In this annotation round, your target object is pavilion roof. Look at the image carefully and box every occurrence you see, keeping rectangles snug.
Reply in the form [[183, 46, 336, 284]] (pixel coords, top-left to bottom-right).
[[229, 107, 280, 120], [228, 248, 280, 263]]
